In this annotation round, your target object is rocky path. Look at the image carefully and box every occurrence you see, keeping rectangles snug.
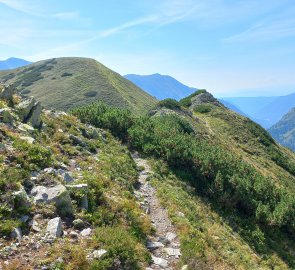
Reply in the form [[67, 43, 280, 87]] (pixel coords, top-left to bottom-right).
[[132, 153, 182, 270]]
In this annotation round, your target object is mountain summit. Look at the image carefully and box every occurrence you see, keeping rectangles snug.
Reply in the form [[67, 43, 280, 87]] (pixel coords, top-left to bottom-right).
[[0, 57, 32, 70], [0, 57, 157, 113], [124, 73, 196, 100]]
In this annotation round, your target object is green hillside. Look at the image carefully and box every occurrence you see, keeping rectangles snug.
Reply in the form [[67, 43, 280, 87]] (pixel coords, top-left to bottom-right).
[[73, 91, 295, 269], [0, 57, 157, 114], [269, 107, 295, 151]]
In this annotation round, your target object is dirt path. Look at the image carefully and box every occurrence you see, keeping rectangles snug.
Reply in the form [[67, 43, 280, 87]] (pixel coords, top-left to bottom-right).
[[132, 153, 182, 270]]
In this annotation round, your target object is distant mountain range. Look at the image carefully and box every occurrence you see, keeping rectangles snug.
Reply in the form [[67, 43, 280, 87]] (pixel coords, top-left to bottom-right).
[[0, 57, 157, 113], [269, 107, 295, 151], [0, 57, 32, 70], [124, 73, 196, 100], [223, 94, 295, 128]]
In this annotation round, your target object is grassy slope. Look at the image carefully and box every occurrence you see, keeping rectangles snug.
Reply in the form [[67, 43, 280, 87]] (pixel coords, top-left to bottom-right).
[[0, 57, 157, 114]]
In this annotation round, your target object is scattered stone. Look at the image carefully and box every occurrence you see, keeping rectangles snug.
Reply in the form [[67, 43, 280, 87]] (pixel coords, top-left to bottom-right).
[[11, 227, 22, 243], [31, 184, 73, 216], [46, 217, 63, 238], [164, 248, 181, 258], [147, 241, 164, 250], [152, 256, 168, 268], [31, 220, 41, 232], [181, 265, 188, 270], [92, 249, 107, 259], [63, 172, 74, 183], [20, 136, 35, 144], [18, 123, 35, 133], [176, 211, 185, 218], [80, 228, 92, 237], [165, 232, 177, 243]]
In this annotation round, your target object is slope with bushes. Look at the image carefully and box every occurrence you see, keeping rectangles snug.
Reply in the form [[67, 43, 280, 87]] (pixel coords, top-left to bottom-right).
[[72, 91, 295, 269]]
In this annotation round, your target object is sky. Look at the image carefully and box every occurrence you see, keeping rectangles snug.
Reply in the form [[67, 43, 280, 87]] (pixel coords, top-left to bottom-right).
[[0, 0, 295, 97]]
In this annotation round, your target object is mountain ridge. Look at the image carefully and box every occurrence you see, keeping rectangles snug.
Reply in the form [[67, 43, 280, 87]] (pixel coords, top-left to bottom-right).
[[0, 57, 32, 70]]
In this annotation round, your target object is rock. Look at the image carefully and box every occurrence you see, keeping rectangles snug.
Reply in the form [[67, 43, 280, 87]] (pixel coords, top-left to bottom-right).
[[152, 256, 168, 268], [11, 227, 22, 243], [44, 167, 57, 175], [0, 108, 13, 124], [73, 219, 85, 230], [176, 211, 185, 218], [31, 184, 73, 216], [0, 84, 15, 101], [92, 249, 107, 259], [69, 134, 87, 147], [31, 220, 41, 232], [80, 228, 92, 237], [27, 101, 42, 128], [147, 241, 164, 250], [164, 248, 181, 258], [46, 217, 63, 238], [20, 136, 35, 144], [13, 186, 31, 209], [181, 265, 188, 270], [92, 128, 99, 139], [16, 97, 36, 122], [190, 91, 223, 109], [165, 232, 177, 243], [63, 172, 74, 183], [18, 123, 35, 133], [19, 215, 30, 223], [69, 231, 79, 239]]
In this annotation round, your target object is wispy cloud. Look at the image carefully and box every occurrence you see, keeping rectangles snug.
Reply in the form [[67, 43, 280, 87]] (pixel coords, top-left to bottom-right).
[[225, 18, 295, 43]]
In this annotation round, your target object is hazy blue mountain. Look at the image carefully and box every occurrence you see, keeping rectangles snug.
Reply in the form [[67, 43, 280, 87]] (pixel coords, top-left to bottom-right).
[[124, 73, 196, 100], [222, 94, 295, 128], [269, 107, 295, 151], [219, 99, 247, 116], [0, 57, 32, 70]]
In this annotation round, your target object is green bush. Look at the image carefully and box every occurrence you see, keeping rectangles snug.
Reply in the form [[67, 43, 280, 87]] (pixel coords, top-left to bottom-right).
[[91, 226, 150, 270], [157, 98, 181, 110], [194, 104, 212, 113]]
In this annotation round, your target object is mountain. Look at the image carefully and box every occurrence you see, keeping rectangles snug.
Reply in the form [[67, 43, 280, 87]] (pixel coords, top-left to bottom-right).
[[0, 57, 32, 70], [222, 94, 295, 128], [124, 73, 196, 100], [0, 57, 157, 114], [269, 107, 295, 151], [219, 99, 247, 116]]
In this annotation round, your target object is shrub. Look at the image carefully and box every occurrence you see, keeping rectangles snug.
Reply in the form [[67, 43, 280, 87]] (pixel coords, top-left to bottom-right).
[[194, 104, 212, 113], [91, 226, 150, 269], [157, 98, 181, 110]]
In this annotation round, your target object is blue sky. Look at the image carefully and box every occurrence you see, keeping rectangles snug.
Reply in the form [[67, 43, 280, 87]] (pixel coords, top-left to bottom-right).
[[0, 0, 295, 97]]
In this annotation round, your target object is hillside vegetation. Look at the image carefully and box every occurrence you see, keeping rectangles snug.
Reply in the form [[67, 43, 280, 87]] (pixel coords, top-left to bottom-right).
[[0, 57, 157, 114], [269, 107, 295, 151], [72, 90, 295, 269]]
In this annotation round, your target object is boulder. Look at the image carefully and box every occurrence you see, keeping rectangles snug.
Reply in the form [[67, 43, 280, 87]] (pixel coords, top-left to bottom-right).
[[0, 108, 13, 124], [11, 227, 22, 243], [31, 184, 73, 216], [16, 97, 35, 122], [152, 256, 168, 268], [46, 217, 63, 238], [92, 249, 107, 259], [20, 136, 35, 144], [80, 228, 92, 237], [63, 172, 74, 183], [27, 101, 42, 128], [13, 186, 31, 209], [0, 84, 15, 101], [164, 248, 181, 258]]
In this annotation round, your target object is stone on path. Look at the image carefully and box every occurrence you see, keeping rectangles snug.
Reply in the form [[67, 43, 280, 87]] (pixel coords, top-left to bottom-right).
[[164, 248, 182, 258], [152, 256, 168, 268]]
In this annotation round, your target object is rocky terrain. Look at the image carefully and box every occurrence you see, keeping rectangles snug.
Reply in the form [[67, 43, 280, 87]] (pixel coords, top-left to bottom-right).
[[0, 84, 185, 269]]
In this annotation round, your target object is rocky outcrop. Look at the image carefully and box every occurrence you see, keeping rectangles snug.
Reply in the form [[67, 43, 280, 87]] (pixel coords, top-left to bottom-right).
[[31, 184, 73, 216], [190, 92, 223, 109], [46, 217, 63, 238], [0, 108, 13, 124], [0, 84, 15, 101], [16, 97, 42, 128]]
